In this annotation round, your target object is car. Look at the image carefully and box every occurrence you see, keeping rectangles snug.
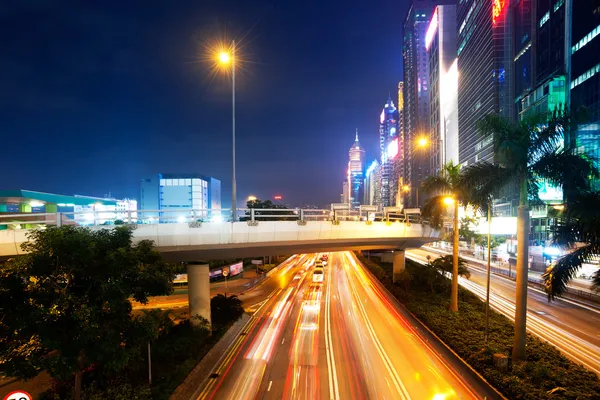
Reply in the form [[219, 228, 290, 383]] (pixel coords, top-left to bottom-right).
[[312, 267, 324, 283], [315, 260, 324, 268], [293, 272, 302, 280], [321, 254, 328, 261]]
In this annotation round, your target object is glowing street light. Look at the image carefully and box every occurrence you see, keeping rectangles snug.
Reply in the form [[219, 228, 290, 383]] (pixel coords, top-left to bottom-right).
[[218, 51, 231, 64], [247, 195, 257, 202], [418, 137, 428, 147], [443, 196, 455, 205], [402, 185, 410, 192]]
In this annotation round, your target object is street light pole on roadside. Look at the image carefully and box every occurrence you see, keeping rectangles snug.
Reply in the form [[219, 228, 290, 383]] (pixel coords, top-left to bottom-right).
[[484, 200, 492, 345], [218, 41, 237, 222]]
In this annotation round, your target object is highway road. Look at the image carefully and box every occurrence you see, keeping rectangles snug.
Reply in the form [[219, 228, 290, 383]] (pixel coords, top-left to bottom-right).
[[407, 248, 600, 376], [198, 252, 484, 400]]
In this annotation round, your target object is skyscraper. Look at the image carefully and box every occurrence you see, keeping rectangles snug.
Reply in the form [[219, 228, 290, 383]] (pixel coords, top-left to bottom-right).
[[348, 130, 365, 209], [426, 4, 458, 176], [456, 0, 512, 166], [379, 96, 400, 208], [571, 0, 600, 189], [403, 0, 436, 206], [364, 160, 381, 207], [394, 82, 407, 207]]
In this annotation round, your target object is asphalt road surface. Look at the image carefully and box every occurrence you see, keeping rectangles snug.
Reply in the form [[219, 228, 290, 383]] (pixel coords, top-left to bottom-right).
[[199, 252, 484, 400], [407, 248, 600, 376]]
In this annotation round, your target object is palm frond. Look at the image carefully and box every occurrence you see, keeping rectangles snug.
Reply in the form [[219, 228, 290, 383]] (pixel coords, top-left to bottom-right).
[[542, 243, 600, 299], [421, 195, 450, 229], [552, 191, 600, 247], [460, 162, 516, 202], [527, 109, 568, 159], [478, 114, 529, 166], [531, 149, 598, 199], [421, 175, 452, 195]]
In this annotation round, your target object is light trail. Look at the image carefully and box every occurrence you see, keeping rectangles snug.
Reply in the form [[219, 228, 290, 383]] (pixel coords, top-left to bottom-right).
[[407, 251, 600, 376]]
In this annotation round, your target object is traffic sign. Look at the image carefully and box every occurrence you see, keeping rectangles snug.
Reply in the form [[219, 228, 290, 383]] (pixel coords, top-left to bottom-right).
[[4, 390, 32, 400]]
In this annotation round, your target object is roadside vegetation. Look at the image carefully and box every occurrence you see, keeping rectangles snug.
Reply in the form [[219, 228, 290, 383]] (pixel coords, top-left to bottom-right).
[[356, 252, 600, 400], [0, 226, 246, 400]]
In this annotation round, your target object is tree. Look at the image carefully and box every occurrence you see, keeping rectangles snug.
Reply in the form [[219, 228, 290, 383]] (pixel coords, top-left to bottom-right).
[[475, 234, 506, 257], [430, 255, 471, 279], [421, 161, 489, 312], [244, 199, 296, 221], [210, 294, 245, 328], [461, 109, 597, 361], [0, 226, 175, 400], [543, 191, 600, 297]]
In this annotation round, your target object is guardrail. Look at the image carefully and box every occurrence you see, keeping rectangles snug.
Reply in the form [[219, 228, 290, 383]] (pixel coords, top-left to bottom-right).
[[0, 207, 422, 229]]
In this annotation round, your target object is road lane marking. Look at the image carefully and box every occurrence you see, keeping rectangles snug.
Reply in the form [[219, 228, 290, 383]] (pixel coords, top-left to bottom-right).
[[282, 338, 285, 344], [324, 255, 340, 400], [268, 380, 273, 392]]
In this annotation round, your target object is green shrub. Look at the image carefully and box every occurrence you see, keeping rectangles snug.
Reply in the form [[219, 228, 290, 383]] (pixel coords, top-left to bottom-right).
[[357, 254, 600, 400]]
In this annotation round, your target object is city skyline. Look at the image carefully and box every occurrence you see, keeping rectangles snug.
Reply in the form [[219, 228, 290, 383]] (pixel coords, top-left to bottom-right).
[[0, 1, 409, 208]]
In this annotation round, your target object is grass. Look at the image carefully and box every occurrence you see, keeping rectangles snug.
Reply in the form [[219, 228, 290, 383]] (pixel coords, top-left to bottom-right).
[[356, 252, 600, 400]]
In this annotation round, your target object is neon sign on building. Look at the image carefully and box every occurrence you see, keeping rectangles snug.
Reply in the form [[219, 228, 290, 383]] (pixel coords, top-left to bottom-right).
[[492, 0, 505, 25]]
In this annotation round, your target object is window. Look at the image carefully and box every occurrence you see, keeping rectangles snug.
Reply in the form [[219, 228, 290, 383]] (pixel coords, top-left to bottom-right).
[[571, 63, 600, 89], [539, 11, 550, 28], [572, 25, 600, 54], [553, 0, 564, 12]]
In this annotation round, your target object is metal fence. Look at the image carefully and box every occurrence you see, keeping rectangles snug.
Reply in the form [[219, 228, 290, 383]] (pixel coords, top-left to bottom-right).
[[0, 207, 423, 229]]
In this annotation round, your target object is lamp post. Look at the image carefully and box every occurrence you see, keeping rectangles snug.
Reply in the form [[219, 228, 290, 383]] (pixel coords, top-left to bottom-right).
[[444, 196, 459, 312], [218, 41, 237, 222], [485, 200, 492, 345]]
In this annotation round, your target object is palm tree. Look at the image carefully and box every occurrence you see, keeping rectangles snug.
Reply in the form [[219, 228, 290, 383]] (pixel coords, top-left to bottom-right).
[[461, 109, 596, 361], [421, 161, 490, 312], [543, 191, 600, 297]]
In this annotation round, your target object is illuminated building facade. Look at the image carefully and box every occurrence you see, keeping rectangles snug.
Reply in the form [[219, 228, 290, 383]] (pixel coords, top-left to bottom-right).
[[426, 4, 458, 177], [457, 0, 512, 166], [364, 160, 381, 207], [141, 174, 221, 219], [403, 0, 436, 207], [393, 81, 406, 207], [347, 130, 365, 209], [379, 96, 400, 208], [571, 0, 600, 189]]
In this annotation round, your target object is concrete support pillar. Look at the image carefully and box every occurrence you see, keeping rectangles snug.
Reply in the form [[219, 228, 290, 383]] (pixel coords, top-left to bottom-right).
[[392, 250, 405, 283], [187, 263, 211, 327], [45, 204, 57, 213], [19, 203, 32, 213]]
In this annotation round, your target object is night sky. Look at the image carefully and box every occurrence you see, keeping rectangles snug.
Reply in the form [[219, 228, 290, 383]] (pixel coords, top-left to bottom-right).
[[1, 0, 409, 208]]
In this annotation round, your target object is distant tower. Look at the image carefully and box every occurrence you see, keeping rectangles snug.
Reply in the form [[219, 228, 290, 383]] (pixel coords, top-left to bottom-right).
[[379, 95, 400, 208], [348, 129, 365, 209]]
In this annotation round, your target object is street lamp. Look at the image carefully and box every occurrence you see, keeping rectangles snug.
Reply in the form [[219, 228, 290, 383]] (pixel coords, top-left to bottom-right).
[[247, 195, 257, 202], [444, 196, 459, 312], [418, 137, 428, 148], [217, 41, 237, 222]]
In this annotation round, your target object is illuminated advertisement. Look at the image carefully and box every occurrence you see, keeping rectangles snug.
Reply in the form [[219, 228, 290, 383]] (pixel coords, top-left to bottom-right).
[[537, 180, 563, 202], [492, 0, 505, 25], [229, 261, 243, 276], [387, 139, 399, 159]]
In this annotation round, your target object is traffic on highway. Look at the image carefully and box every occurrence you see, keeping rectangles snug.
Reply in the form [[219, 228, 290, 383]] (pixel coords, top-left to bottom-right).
[[198, 252, 483, 399]]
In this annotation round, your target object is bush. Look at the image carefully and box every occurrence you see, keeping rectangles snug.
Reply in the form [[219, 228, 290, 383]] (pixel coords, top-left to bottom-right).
[[355, 252, 600, 400], [211, 294, 244, 328]]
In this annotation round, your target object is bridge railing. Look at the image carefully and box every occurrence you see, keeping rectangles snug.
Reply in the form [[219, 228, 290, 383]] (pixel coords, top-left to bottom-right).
[[0, 207, 423, 229]]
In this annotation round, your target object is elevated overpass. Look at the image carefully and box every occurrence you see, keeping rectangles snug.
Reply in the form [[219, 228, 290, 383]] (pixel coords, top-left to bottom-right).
[[0, 208, 436, 326]]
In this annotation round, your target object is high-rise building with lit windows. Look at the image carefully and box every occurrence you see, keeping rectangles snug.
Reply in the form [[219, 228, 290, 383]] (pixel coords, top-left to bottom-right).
[[140, 174, 221, 219], [571, 0, 600, 189], [347, 130, 365, 209], [403, 0, 436, 207], [456, 0, 512, 166], [364, 160, 381, 207], [379, 96, 400, 208], [426, 4, 458, 177]]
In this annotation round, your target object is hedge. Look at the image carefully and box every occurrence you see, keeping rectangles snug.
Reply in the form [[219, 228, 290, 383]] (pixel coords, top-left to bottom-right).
[[356, 252, 600, 400]]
